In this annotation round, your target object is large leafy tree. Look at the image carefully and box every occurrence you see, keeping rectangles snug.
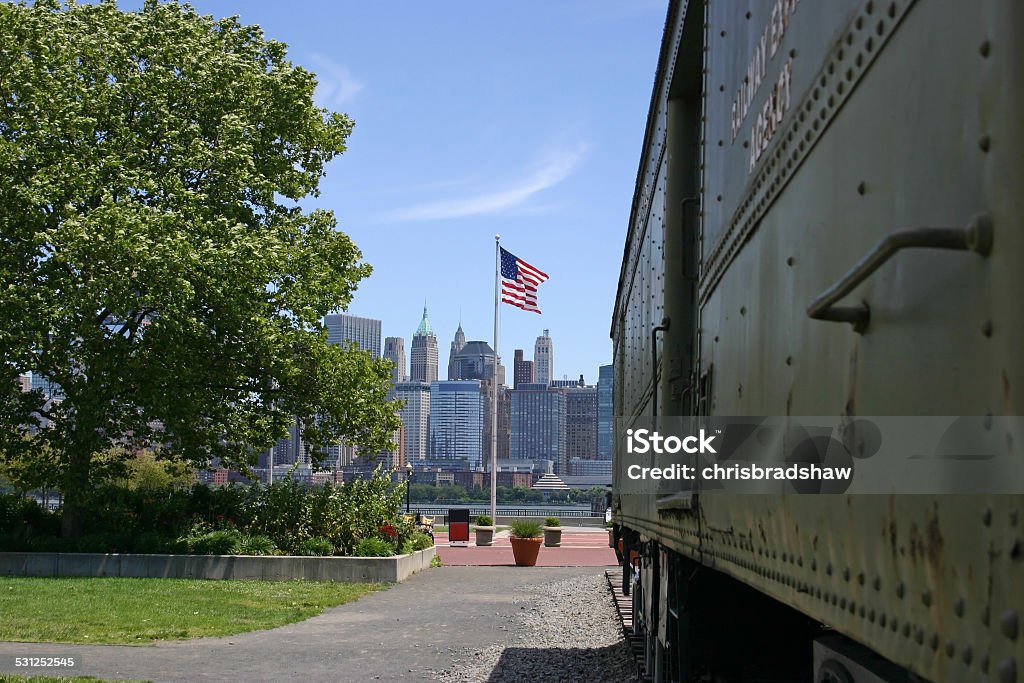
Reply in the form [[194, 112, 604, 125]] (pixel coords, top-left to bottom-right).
[[0, 0, 400, 536]]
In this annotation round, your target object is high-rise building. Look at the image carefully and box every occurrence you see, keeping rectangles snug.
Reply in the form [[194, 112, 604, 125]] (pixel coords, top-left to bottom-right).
[[272, 420, 306, 467], [429, 380, 484, 468], [410, 307, 438, 384], [510, 383, 566, 474], [17, 374, 30, 393], [391, 381, 431, 463], [565, 383, 598, 463], [449, 340, 505, 385], [534, 329, 553, 386], [446, 324, 466, 380], [383, 337, 407, 384], [598, 364, 614, 460], [324, 314, 382, 357], [513, 349, 534, 389]]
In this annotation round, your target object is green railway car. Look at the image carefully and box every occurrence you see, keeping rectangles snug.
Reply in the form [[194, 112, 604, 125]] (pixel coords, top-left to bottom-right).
[[610, 0, 1023, 680]]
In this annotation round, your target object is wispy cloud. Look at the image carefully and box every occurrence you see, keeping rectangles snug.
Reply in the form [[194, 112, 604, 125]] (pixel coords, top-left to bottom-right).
[[308, 54, 364, 108], [380, 143, 590, 222]]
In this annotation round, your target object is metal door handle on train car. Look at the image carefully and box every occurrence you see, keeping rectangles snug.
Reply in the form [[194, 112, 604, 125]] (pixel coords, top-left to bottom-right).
[[806, 213, 993, 333]]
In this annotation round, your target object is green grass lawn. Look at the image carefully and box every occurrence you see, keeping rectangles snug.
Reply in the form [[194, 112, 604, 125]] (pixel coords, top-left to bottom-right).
[[0, 577, 384, 645]]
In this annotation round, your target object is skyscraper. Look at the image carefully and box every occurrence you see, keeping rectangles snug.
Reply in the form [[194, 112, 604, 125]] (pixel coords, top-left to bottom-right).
[[449, 340, 505, 385], [383, 337, 407, 384], [534, 329, 553, 386], [410, 306, 438, 384], [391, 381, 431, 463], [446, 324, 466, 380], [429, 380, 484, 468], [510, 383, 566, 474], [324, 314, 382, 357], [513, 349, 534, 389], [598, 364, 614, 460], [565, 383, 598, 463]]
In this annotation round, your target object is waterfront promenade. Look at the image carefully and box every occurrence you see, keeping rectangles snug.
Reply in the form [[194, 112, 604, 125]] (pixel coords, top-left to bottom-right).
[[434, 527, 616, 567]]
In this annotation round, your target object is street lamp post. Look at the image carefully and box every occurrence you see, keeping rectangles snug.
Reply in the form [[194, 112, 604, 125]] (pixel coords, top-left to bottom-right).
[[405, 462, 413, 514]]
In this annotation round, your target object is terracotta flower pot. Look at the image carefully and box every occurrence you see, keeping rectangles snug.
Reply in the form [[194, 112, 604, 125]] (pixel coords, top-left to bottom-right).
[[510, 536, 543, 566]]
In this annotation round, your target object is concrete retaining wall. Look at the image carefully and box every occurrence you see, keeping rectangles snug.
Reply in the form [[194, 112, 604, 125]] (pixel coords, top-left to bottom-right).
[[0, 546, 435, 583]]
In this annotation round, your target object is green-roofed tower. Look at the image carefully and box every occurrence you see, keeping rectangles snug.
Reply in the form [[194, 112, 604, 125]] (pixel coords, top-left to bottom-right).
[[410, 305, 438, 383]]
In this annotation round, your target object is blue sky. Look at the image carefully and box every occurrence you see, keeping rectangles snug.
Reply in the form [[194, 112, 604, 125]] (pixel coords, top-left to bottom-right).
[[176, 1, 667, 382]]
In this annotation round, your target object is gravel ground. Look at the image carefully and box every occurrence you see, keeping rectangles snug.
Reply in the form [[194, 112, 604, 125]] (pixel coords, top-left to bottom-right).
[[434, 573, 636, 682]]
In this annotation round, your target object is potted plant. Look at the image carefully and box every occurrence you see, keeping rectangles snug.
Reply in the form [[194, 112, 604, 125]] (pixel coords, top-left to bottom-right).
[[543, 516, 563, 547], [474, 514, 495, 546], [509, 520, 543, 566]]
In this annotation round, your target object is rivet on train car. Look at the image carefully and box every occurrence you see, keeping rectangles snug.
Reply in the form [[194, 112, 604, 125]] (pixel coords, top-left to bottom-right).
[[745, 11, 751, 19], [963, 645, 974, 665], [922, 589, 933, 607], [955, 597, 965, 617], [915, 627, 924, 644], [1001, 610, 1019, 640], [843, 567, 851, 581], [740, 306, 746, 315], [811, 558, 817, 571], [868, 609, 875, 623], [826, 562, 833, 576], [720, 30, 726, 37], [717, 195, 722, 202], [997, 658, 1017, 683], [983, 508, 993, 526], [857, 181, 867, 195], [873, 576, 882, 591], [787, 256, 795, 266], [929, 633, 939, 651], [896, 581, 905, 598], [980, 40, 991, 58], [743, 140, 749, 149], [945, 640, 956, 658], [790, 49, 797, 59], [858, 572, 865, 586], [980, 136, 992, 152], [981, 652, 990, 674]]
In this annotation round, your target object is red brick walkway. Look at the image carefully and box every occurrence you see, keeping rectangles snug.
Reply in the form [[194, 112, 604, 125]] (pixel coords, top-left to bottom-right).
[[434, 528, 617, 567]]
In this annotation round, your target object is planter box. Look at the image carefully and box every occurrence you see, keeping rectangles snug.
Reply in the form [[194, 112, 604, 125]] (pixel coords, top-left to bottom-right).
[[475, 526, 495, 546], [543, 526, 563, 547], [0, 547, 435, 584]]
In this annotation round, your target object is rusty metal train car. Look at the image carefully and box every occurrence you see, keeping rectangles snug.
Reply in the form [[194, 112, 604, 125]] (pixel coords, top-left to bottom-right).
[[610, 0, 1023, 680]]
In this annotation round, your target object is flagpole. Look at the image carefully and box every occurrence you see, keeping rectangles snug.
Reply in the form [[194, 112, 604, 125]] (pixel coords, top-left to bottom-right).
[[490, 235, 500, 527]]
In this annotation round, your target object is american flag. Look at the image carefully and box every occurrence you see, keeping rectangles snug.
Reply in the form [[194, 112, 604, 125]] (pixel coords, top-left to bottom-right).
[[500, 247, 549, 314]]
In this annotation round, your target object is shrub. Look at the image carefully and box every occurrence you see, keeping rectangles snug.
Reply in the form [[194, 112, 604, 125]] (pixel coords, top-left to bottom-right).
[[132, 531, 175, 554], [408, 532, 434, 551], [76, 532, 133, 553], [294, 537, 335, 556], [474, 514, 493, 527], [238, 534, 277, 556], [544, 517, 561, 527], [354, 537, 394, 557], [187, 529, 242, 555], [510, 520, 543, 538]]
